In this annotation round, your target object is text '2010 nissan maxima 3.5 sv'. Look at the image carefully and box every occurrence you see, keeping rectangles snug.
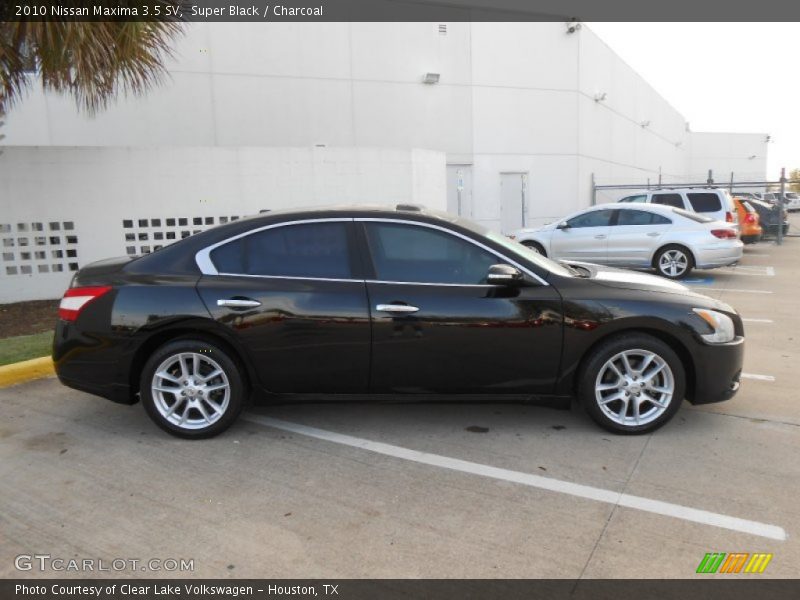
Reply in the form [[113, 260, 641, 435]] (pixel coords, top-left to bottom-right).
[[53, 205, 744, 438]]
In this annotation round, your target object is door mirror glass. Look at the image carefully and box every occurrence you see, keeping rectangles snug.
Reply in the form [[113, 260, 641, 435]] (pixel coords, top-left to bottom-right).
[[486, 264, 523, 285], [556, 221, 570, 230]]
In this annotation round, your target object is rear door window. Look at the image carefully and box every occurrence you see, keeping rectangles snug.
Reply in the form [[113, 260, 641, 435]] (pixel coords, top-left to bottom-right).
[[651, 194, 684, 209], [616, 210, 672, 226], [687, 193, 722, 213], [210, 221, 353, 279], [619, 195, 647, 203]]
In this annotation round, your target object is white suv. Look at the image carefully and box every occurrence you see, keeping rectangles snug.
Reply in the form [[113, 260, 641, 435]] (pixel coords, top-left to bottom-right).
[[618, 188, 739, 231]]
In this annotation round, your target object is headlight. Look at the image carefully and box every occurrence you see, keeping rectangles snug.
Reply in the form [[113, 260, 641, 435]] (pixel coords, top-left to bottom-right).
[[693, 308, 736, 344]]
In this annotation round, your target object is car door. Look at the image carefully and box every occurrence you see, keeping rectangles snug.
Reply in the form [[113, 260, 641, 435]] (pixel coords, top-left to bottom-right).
[[358, 219, 563, 395], [549, 208, 614, 263], [196, 219, 371, 393], [605, 209, 673, 267]]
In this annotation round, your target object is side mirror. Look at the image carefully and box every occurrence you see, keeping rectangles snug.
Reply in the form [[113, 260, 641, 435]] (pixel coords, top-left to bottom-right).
[[556, 221, 570, 230], [487, 264, 523, 285]]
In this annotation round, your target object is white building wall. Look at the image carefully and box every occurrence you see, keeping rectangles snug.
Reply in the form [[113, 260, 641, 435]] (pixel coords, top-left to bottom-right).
[[0, 146, 445, 303], [0, 22, 770, 300], [688, 132, 769, 184]]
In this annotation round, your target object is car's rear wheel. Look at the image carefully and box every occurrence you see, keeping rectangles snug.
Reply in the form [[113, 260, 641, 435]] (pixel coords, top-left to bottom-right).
[[140, 339, 245, 439], [522, 241, 546, 256], [578, 334, 685, 434], [654, 245, 693, 279]]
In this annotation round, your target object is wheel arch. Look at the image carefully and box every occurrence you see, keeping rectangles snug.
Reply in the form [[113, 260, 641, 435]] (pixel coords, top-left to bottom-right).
[[128, 321, 256, 402], [572, 326, 696, 402]]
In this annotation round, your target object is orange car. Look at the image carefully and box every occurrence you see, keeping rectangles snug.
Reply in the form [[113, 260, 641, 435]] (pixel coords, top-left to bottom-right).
[[733, 197, 763, 244]]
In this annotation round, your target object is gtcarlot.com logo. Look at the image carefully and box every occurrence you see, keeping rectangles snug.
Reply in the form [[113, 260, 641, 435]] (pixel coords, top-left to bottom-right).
[[15, 554, 194, 573], [696, 552, 773, 574]]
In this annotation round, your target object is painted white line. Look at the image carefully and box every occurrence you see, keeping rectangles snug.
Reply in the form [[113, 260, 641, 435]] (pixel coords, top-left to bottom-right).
[[715, 267, 775, 277], [741, 373, 776, 382], [694, 287, 773, 295], [742, 318, 774, 324], [243, 415, 788, 541]]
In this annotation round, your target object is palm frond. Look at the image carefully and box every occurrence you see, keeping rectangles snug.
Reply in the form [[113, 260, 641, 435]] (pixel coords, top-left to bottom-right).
[[0, 7, 183, 114]]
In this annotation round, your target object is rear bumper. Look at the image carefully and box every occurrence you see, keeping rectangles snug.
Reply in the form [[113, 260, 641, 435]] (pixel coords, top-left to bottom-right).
[[686, 336, 744, 405], [694, 242, 743, 269], [741, 234, 762, 244], [53, 320, 137, 405]]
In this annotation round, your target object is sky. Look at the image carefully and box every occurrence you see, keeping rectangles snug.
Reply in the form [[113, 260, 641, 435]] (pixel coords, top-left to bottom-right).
[[588, 23, 799, 179]]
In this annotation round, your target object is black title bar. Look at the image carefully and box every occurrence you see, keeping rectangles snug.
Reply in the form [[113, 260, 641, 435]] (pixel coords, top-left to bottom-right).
[[3, 0, 800, 22]]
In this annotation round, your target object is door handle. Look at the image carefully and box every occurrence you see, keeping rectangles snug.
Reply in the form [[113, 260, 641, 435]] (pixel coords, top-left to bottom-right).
[[647, 232, 660, 237], [376, 303, 420, 314], [217, 298, 261, 308], [594, 234, 607, 239]]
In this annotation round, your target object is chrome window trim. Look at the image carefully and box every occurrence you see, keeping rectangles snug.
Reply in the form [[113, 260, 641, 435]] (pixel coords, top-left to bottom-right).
[[195, 215, 548, 287]]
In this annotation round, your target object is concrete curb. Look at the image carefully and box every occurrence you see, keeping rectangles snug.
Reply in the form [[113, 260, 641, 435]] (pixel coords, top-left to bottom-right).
[[0, 356, 54, 388]]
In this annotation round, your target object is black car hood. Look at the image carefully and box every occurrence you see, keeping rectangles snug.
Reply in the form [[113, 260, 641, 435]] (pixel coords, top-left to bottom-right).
[[563, 262, 719, 301]]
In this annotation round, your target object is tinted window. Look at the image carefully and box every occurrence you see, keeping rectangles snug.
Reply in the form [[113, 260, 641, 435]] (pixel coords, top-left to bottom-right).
[[566, 209, 613, 228], [616, 209, 671, 226], [620, 195, 647, 203], [365, 222, 499, 285], [652, 193, 684, 208], [210, 222, 352, 278], [687, 193, 722, 213]]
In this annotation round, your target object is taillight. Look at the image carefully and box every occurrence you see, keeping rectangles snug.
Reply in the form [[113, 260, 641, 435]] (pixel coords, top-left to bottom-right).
[[745, 213, 756, 224], [58, 286, 112, 321], [711, 229, 737, 239]]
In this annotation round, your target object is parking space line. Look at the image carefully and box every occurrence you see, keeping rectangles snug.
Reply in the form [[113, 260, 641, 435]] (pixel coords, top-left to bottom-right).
[[742, 318, 773, 324], [243, 414, 788, 541], [694, 288, 773, 294], [741, 373, 776, 382]]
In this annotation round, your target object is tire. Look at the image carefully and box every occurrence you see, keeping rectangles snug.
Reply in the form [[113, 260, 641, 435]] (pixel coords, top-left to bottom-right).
[[577, 333, 685, 434], [140, 338, 246, 439], [654, 245, 694, 279], [522, 241, 546, 256]]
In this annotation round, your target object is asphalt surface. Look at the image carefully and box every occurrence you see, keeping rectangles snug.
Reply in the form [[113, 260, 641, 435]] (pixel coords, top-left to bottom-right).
[[1, 215, 799, 579]]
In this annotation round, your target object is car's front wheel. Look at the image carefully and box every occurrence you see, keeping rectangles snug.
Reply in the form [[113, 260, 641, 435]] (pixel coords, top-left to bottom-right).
[[654, 245, 693, 279], [578, 334, 685, 434], [140, 338, 246, 439]]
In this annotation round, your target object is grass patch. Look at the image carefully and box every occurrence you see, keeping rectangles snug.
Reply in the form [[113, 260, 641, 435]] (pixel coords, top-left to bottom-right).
[[0, 331, 53, 366]]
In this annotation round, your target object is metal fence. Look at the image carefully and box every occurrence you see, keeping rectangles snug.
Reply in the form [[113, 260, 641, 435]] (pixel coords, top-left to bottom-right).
[[591, 168, 800, 245]]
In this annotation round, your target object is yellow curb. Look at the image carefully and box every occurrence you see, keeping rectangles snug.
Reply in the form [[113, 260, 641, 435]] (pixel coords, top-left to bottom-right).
[[0, 356, 55, 388]]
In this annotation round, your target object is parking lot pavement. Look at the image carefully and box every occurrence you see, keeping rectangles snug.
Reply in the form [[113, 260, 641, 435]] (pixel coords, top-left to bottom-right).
[[1, 217, 799, 580]]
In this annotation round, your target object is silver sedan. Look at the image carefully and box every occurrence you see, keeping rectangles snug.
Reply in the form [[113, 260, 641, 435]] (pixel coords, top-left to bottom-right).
[[512, 203, 743, 279]]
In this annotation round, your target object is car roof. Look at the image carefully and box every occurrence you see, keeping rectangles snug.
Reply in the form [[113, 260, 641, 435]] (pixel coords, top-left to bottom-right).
[[599, 202, 678, 213]]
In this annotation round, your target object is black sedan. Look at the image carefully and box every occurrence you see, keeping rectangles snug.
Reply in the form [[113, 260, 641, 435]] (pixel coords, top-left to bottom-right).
[[54, 205, 744, 437]]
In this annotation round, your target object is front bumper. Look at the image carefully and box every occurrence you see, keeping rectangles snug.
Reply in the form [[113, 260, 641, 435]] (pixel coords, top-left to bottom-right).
[[686, 336, 744, 405]]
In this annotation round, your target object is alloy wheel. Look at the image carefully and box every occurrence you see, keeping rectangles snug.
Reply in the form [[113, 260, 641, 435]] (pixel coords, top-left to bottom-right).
[[594, 349, 674, 427], [659, 249, 689, 277], [151, 352, 231, 430]]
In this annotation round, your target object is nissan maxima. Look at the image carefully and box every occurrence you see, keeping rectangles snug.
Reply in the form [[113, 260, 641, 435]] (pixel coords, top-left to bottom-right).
[[53, 205, 744, 438], [512, 203, 743, 279]]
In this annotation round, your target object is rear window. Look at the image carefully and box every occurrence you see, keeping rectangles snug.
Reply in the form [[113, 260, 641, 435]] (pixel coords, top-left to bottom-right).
[[672, 208, 714, 223], [651, 193, 684, 208], [687, 193, 722, 213]]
